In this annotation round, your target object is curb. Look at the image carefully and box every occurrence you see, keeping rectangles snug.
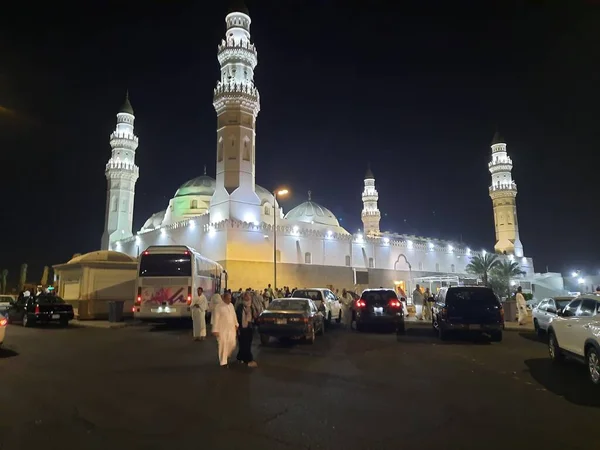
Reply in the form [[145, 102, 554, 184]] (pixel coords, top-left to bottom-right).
[[405, 320, 534, 333], [70, 321, 136, 330]]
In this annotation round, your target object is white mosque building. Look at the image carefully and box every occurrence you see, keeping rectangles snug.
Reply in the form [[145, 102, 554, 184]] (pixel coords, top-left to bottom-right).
[[100, 4, 538, 293]]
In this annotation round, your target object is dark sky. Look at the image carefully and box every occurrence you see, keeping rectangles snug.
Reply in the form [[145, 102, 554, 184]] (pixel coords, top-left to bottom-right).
[[1, 0, 599, 282]]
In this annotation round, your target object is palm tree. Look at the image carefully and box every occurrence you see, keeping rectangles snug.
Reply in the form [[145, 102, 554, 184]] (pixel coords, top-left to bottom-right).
[[18, 263, 28, 292], [40, 266, 49, 287], [0, 269, 7, 294], [492, 260, 525, 298], [465, 253, 499, 286]]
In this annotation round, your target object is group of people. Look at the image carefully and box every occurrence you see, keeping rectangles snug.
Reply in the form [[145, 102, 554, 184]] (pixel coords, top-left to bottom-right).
[[190, 287, 262, 368]]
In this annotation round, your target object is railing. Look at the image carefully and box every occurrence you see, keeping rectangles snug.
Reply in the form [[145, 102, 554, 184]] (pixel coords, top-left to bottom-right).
[[110, 132, 138, 142], [489, 182, 517, 192], [213, 81, 259, 97], [217, 38, 256, 53]]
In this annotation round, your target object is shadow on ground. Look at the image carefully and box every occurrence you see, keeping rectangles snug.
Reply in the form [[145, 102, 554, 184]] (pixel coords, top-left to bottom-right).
[[519, 331, 547, 344], [0, 347, 18, 358], [401, 326, 493, 346], [525, 358, 600, 407]]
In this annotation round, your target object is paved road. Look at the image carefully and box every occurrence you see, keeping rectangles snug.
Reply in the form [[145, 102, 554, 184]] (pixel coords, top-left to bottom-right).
[[1, 322, 599, 450]]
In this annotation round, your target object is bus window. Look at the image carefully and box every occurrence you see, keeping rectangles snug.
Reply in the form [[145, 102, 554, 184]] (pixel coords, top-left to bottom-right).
[[139, 253, 192, 277]]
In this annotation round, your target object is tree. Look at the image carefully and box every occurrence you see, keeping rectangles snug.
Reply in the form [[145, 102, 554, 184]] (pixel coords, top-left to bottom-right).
[[465, 253, 499, 286], [491, 260, 525, 299], [0, 269, 7, 294], [41, 266, 49, 287], [18, 263, 28, 292]]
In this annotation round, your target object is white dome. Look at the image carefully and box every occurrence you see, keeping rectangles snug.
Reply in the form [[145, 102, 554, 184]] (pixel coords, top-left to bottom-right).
[[175, 175, 216, 197], [284, 201, 340, 227], [68, 251, 136, 264]]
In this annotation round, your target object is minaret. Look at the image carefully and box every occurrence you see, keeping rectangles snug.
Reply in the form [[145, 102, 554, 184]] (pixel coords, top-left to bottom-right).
[[100, 93, 139, 250], [210, 2, 261, 224], [488, 131, 523, 257], [361, 164, 381, 236]]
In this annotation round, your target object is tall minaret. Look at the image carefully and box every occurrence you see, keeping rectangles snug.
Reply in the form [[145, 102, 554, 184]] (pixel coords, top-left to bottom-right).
[[210, 2, 262, 224], [101, 93, 139, 250], [488, 131, 523, 257], [361, 164, 381, 236]]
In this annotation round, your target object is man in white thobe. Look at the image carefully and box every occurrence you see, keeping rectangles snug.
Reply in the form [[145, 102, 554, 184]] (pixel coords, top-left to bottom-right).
[[341, 289, 354, 329], [515, 286, 528, 325], [209, 292, 224, 326], [212, 292, 238, 367], [191, 287, 208, 341], [412, 285, 424, 320]]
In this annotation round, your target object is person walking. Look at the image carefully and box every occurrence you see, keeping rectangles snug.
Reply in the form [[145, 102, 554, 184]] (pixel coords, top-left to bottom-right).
[[212, 292, 238, 368], [191, 287, 208, 341], [235, 292, 259, 367], [412, 284, 424, 320], [515, 286, 528, 325], [422, 287, 432, 321], [340, 288, 354, 329], [209, 291, 224, 326]]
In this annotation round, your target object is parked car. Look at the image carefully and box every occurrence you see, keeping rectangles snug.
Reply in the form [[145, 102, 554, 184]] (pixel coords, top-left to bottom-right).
[[547, 294, 600, 385], [431, 286, 504, 341], [532, 296, 574, 336], [291, 288, 342, 325], [352, 288, 405, 334], [0, 313, 7, 347], [7, 294, 74, 327], [0, 295, 15, 315], [257, 298, 325, 345]]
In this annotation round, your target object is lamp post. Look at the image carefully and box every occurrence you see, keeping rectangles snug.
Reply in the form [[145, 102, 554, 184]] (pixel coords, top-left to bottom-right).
[[273, 189, 289, 291]]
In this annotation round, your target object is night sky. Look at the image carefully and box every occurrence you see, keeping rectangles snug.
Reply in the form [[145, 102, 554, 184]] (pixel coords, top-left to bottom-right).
[[1, 1, 599, 282]]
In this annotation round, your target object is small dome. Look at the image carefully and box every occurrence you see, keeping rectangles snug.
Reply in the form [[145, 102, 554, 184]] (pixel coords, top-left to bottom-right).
[[141, 210, 166, 231], [284, 201, 340, 227], [68, 251, 136, 264], [228, 0, 249, 15], [120, 92, 134, 115], [175, 176, 216, 197], [491, 130, 505, 145]]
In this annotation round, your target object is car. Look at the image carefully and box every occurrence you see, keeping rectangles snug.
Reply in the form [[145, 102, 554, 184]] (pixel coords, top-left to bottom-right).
[[532, 296, 574, 336], [0, 313, 7, 348], [351, 288, 405, 334], [291, 288, 342, 326], [0, 295, 15, 315], [7, 294, 74, 327], [431, 286, 504, 342], [547, 294, 600, 385], [256, 297, 325, 345]]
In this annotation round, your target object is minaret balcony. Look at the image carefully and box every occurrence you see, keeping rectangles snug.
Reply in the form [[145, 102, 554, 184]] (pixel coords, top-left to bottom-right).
[[214, 81, 259, 98], [106, 160, 139, 174], [488, 163, 513, 174], [489, 182, 517, 193], [110, 132, 138, 142], [217, 42, 258, 68]]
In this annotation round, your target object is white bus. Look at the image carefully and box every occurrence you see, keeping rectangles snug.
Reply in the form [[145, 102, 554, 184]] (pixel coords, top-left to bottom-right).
[[133, 245, 225, 322]]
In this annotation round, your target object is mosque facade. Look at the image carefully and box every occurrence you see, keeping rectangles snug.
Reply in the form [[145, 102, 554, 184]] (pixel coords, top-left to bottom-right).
[[100, 5, 534, 292]]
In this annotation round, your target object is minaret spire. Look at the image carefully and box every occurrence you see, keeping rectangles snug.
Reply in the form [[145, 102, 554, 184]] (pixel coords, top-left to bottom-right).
[[488, 131, 524, 256], [210, 4, 261, 224], [101, 94, 140, 250], [361, 164, 381, 235]]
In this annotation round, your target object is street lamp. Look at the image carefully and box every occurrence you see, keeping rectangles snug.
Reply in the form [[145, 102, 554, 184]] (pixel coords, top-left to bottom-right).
[[273, 188, 289, 291]]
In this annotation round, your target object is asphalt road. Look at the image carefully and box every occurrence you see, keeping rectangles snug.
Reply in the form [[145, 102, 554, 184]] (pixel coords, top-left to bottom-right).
[[1, 322, 600, 450]]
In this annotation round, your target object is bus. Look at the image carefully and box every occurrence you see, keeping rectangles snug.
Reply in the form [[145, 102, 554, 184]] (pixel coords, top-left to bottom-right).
[[133, 245, 225, 322]]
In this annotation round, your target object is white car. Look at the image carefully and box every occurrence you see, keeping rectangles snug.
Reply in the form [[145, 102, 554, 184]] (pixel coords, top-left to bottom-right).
[[0, 295, 15, 315], [547, 294, 600, 385], [532, 296, 574, 336], [291, 288, 342, 325], [0, 313, 7, 348]]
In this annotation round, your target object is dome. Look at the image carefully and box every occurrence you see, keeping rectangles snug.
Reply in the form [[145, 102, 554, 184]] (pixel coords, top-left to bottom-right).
[[175, 176, 216, 197], [68, 251, 136, 264], [141, 210, 166, 231], [120, 91, 134, 115], [284, 201, 340, 227]]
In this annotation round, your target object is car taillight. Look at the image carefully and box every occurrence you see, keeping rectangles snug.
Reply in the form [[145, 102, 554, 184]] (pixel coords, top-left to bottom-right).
[[136, 287, 142, 305], [0, 318, 7, 327], [356, 299, 366, 308], [388, 299, 401, 308], [441, 307, 447, 318], [499, 306, 504, 321], [187, 286, 192, 305], [34, 304, 40, 314]]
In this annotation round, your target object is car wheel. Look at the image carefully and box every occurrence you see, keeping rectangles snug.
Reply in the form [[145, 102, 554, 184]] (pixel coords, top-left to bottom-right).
[[60, 319, 69, 327], [534, 319, 543, 337], [587, 347, 600, 385], [326, 311, 332, 326], [548, 331, 564, 364], [490, 331, 502, 342], [22, 313, 32, 327], [306, 326, 316, 344], [396, 323, 406, 335], [336, 311, 342, 324], [438, 325, 448, 341], [260, 334, 270, 346], [317, 320, 325, 336]]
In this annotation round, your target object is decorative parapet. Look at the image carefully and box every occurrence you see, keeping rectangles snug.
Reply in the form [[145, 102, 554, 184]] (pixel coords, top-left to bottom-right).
[[110, 132, 139, 151], [488, 163, 513, 174], [213, 81, 259, 98], [489, 183, 518, 198], [217, 39, 258, 67], [106, 160, 139, 173]]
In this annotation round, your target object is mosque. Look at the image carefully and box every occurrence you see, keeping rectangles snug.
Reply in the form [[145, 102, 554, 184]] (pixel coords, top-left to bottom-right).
[[99, 4, 540, 293]]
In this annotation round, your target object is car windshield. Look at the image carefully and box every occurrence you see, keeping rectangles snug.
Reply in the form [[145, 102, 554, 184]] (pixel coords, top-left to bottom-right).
[[292, 290, 323, 301], [139, 253, 192, 277], [269, 300, 309, 311], [445, 288, 499, 306], [362, 291, 398, 303], [555, 299, 572, 309], [36, 296, 65, 305]]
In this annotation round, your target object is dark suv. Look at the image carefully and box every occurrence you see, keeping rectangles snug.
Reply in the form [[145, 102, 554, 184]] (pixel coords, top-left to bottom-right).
[[431, 286, 503, 341], [352, 289, 405, 334]]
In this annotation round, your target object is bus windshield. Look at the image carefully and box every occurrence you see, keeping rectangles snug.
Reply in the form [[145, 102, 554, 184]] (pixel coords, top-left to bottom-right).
[[139, 253, 192, 277]]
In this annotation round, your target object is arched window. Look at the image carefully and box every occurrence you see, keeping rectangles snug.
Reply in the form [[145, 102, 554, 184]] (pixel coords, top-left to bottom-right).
[[121, 199, 127, 212], [264, 205, 270, 215], [451, 264, 455, 273], [217, 137, 224, 162], [111, 197, 117, 212], [243, 137, 250, 161], [345, 255, 351, 267], [368, 257, 374, 268], [191, 200, 198, 209], [305, 252, 312, 264], [435, 263, 440, 272]]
